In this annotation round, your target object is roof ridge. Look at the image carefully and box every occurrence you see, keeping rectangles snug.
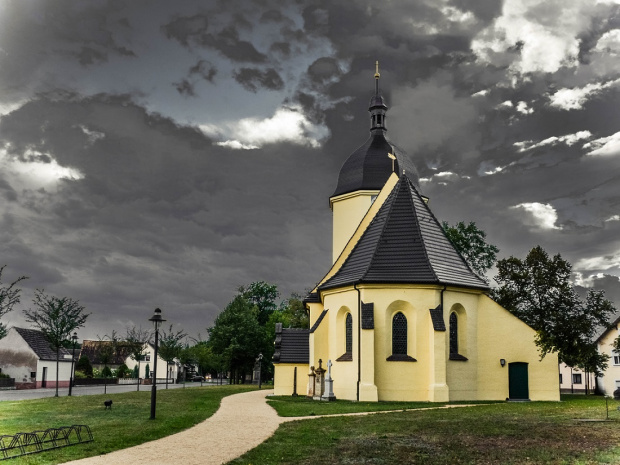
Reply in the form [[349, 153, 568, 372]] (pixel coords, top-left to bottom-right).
[[408, 178, 487, 285], [359, 174, 402, 282], [403, 176, 440, 283]]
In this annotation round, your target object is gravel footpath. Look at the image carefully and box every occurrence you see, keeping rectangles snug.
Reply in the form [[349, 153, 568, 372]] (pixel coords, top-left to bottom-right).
[[62, 389, 284, 465], [62, 390, 482, 465]]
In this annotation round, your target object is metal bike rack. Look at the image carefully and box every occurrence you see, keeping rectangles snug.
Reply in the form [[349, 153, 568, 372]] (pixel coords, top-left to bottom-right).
[[0, 425, 93, 460]]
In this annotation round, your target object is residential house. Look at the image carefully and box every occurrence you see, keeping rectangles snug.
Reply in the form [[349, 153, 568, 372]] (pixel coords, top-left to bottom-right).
[[596, 312, 620, 396], [0, 327, 75, 389], [558, 362, 596, 394]]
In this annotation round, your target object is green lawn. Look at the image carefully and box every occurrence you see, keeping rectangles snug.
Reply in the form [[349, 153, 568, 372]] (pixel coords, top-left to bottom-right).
[[0, 385, 255, 464], [232, 395, 620, 465]]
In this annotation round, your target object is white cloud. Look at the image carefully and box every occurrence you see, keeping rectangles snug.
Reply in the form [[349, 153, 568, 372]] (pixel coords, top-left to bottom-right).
[[605, 215, 620, 222], [516, 101, 534, 114], [574, 252, 620, 272], [594, 29, 620, 54], [75, 125, 105, 145], [200, 106, 329, 150], [0, 147, 84, 191], [514, 130, 592, 152], [471, 0, 589, 74], [583, 131, 620, 156], [511, 202, 561, 229], [549, 78, 620, 110]]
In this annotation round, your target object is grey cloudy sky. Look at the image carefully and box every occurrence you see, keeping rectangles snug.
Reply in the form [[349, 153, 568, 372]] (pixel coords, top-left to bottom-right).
[[1, 0, 619, 340]]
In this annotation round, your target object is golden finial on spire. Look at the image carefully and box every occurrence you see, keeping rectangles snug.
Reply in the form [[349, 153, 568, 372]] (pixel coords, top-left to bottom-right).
[[374, 60, 380, 80]]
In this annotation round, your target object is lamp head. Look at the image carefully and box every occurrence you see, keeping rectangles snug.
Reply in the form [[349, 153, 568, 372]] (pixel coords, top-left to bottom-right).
[[72, 332, 78, 342], [149, 308, 166, 327]]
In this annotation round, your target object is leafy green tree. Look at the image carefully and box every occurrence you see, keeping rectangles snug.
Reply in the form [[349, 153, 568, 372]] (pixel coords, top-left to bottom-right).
[[125, 325, 150, 389], [493, 246, 615, 374], [97, 330, 119, 376], [0, 265, 28, 339], [23, 289, 90, 396], [158, 325, 187, 387], [239, 281, 279, 326], [76, 355, 93, 378], [208, 295, 264, 384], [442, 221, 499, 280]]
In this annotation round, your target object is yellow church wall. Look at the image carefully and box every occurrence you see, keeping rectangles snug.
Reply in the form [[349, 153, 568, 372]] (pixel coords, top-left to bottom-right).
[[445, 291, 480, 401], [330, 191, 378, 263], [273, 363, 310, 396], [475, 295, 560, 401], [321, 288, 359, 400], [367, 286, 439, 401], [597, 327, 620, 396]]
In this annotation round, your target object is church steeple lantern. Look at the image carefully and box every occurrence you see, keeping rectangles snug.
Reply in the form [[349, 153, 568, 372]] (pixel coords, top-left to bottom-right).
[[329, 61, 420, 263], [369, 61, 388, 133]]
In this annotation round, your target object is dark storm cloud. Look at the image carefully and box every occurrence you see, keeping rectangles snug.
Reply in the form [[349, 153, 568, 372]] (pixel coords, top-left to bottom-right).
[[233, 68, 284, 92], [162, 15, 266, 63], [0, 93, 332, 336], [174, 60, 218, 96]]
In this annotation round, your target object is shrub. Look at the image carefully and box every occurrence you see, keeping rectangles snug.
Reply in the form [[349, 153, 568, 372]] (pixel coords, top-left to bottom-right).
[[116, 363, 129, 378], [76, 355, 93, 377], [74, 371, 87, 379], [101, 366, 113, 378], [0, 372, 10, 379]]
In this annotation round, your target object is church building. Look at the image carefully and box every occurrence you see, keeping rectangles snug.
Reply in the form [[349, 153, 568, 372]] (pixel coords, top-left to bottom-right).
[[273, 64, 560, 402]]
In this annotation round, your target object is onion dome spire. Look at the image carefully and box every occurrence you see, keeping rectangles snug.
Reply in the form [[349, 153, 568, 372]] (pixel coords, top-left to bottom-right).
[[369, 61, 387, 133]]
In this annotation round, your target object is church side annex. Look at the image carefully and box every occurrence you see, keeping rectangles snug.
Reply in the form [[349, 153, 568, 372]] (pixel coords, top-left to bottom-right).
[[273, 63, 560, 402]]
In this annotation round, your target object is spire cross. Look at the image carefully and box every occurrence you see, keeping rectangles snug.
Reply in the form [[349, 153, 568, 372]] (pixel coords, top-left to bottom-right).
[[388, 152, 396, 172], [374, 60, 380, 96]]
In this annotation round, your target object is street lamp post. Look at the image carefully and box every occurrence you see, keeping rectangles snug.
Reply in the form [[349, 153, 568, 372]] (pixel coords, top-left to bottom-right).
[[68, 332, 78, 396], [149, 308, 166, 420], [257, 353, 263, 390]]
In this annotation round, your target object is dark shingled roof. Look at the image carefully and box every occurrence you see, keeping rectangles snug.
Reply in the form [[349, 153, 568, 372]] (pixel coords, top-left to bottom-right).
[[320, 175, 489, 291], [79, 340, 137, 365], [332, 132, 419, 198], [273, 324, 309, 364], [14, 327, 72, 361]]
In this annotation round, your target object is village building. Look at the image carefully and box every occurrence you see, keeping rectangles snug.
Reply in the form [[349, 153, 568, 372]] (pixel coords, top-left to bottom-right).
[[596, 312, 620, 396], [273, 64, 560, 402], [0, 327, 75, 389]]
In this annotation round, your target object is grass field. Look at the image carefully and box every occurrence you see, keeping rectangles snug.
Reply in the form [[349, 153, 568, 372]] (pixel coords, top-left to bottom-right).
[[0, 384, 254, 464], [232, 395, 620, 465], [2, 389, 620, 465]]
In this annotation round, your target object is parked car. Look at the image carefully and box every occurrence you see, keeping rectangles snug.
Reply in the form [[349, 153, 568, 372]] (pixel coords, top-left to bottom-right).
[[191, 375, 205, 382]]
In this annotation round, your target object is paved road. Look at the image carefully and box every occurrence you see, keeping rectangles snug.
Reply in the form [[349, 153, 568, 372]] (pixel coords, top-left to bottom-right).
[[0, 380, 228, 401]]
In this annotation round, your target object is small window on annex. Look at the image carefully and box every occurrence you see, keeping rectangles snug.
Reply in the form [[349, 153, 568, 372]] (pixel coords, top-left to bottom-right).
[[613, 353, 620, 366], [572, 373, 582, 385]]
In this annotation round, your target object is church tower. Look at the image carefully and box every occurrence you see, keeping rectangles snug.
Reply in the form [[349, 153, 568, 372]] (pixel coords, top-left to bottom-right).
[[330, 62, 419, 262]]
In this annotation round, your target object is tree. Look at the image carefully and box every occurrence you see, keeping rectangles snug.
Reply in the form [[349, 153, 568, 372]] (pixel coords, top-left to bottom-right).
[[158, 325, 186, 387], [125, 325, 150, 389], [239, 281, 279, 326], [97, 330, 119, 376], [0, 265, 28, 339], [23, 290, 90, 396], [442, 221, 499, 280], [492, 246, 615, 374], [76, 355, 93, 378], [208, 295, 264, 384]]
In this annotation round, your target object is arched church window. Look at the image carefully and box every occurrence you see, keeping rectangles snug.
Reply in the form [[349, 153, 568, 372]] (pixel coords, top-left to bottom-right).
[[449, 312, 458, 355], [449, 311, 468, 361], [392, 312, 407, 355], [345, 313, 352, 354]]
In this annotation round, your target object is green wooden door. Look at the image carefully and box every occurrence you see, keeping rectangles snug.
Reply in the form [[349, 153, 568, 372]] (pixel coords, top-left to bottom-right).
[[508, 362, 529, 400]]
